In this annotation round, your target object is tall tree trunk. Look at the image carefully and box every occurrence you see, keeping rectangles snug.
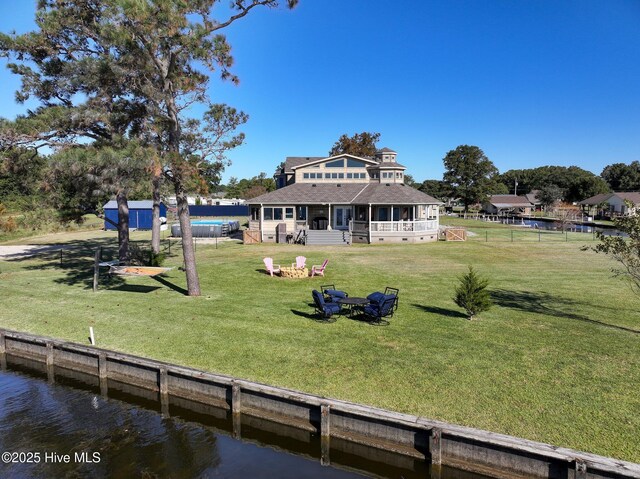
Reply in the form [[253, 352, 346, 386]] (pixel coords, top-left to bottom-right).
[[116, 191, 130, 263], [174, 175, 201, 296], [151, 171, 162, 254]]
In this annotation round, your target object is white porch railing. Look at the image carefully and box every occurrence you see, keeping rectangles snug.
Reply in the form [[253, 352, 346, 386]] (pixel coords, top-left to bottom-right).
[[350, 219, 438, 232]]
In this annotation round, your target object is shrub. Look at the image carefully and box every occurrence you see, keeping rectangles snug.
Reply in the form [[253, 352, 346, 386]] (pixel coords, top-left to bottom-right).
[[453, 266, 492, 320], [0, 216, 17, 233]]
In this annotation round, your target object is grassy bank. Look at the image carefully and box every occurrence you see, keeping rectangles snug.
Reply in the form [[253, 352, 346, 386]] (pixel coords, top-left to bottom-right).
[[0, 214, 104, 244], [0, 230, 638, 462]]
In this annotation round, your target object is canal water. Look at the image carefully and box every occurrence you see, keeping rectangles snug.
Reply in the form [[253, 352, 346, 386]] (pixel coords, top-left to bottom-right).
[[0, 357, 490, 478], [482, 216, 621, 235]]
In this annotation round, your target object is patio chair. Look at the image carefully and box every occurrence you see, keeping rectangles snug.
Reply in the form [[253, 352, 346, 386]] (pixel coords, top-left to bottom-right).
[[312, 290, 342, 320], [263, 257, 281, 277], [321, 284, 348, 302], [311, 259, 329, 277], [384, 287, 400, 312], [292, 256, 306, 269], [362, 294, 398, 324]]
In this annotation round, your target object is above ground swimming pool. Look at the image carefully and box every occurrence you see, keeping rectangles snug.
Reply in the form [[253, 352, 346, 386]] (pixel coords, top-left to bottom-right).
[[171, 220, 240, 238]]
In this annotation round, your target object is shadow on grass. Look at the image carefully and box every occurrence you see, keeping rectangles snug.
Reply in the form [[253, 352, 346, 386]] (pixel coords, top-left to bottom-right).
[[491, 289, 640, 334], [412, 304, 468, 320], [108, 284, 161, 294], [290, 309, 337, 323], [151, 275, 188, 295], [8, 237, 182, 292]]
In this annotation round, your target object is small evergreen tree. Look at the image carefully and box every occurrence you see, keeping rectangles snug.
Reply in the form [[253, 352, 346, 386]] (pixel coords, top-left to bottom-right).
[[453, 266, 493, 320]]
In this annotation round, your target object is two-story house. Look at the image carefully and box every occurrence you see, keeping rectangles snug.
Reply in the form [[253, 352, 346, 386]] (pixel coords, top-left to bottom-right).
[[248, 148, 442, 244]]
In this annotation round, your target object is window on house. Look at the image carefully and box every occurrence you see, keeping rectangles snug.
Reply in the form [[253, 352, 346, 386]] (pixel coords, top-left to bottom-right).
[[392, 207, 400, 221], [347, 173, 353, 179], [325, 173, 331, 179], [378, 208, 389, 221], [347, 159, 367, 167], [274, 208, 283, 220], [251, 207, 260, 220], [285, 207, 294, 219], [332, 173, 338, 179], [264, 208, 273, 221], [296, 206, 307, 220], [338, 173, 344, 178], [325, 159, 344, 168], [303, 173, 310, 179], [396, 172, 402, 178]]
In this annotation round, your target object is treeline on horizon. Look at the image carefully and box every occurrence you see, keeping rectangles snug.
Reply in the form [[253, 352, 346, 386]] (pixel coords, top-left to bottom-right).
[[1, 147, 639, 214]]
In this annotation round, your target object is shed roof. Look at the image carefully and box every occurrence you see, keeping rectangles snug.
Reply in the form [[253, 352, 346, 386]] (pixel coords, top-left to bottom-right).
[[103, 200, 162, 209]]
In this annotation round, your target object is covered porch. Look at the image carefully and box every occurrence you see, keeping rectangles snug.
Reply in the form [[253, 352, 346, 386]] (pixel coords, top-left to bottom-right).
[[349, 204, 440, 243]]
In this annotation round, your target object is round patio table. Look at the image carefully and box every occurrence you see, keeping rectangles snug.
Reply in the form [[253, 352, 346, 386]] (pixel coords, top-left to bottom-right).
[[337, 297, 369, 317]]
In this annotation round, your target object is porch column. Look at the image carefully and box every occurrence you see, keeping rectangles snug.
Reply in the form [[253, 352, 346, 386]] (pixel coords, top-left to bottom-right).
[[392, 204, 396, 231], [328, 204, 331, 230], [368, 204, 372, 244], [260, 204, 264, 242]]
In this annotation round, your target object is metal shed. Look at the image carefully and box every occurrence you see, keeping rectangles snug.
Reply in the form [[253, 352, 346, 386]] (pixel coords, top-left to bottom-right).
[[103, 200, 167, 230]]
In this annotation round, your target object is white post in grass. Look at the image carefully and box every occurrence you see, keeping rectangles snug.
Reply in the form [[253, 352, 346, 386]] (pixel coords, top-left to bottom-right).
[[89, 327, 95, 346]]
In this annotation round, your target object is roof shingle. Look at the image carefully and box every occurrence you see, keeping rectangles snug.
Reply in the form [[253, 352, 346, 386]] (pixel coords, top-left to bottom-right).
[[248, 183, 441, 205]]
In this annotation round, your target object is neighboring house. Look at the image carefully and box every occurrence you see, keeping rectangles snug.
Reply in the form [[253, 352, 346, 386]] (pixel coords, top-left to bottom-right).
[[483, 195, 533, 215], [578, 192, 640, 216], [249, 148, 442, 244], [103, 200, 167, 230], [208, 198, 245, 206], [525, 190, 543, 211], [166, 196, 244, 206]]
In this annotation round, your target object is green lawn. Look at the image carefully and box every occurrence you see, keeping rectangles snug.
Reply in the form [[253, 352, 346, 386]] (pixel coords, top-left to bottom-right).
[[0, 228, 639, 463]]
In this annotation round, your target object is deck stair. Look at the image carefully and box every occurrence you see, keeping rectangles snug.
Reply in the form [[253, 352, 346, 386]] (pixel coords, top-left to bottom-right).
[[305, 229, 350, 246]]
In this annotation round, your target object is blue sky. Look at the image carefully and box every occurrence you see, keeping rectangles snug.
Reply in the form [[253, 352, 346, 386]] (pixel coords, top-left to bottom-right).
[[1, 0, 639, 183]]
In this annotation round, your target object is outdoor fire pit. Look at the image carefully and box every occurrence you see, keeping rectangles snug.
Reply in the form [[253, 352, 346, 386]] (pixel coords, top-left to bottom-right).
[[279, 267, 309, 278]]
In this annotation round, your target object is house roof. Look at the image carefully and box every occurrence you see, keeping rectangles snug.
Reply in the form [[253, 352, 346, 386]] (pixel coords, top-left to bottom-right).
[[247, 183, 441, 206], [103, 200, 163, 209], [354, 183, 440, 205], [486, 195, 532, 208], [369, 162, 407, 169], [525, 190, 541, 205], [578, 193, 614, 205], [289, 154, 380, 171], [377, 147, 397, 153], [249, 183, 365, 204], [283, 157, 324, 173], [613, 192, 640, 204]]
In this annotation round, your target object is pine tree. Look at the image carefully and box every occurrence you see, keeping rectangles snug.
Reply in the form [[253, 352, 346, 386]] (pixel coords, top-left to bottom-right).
[[453, 266, 492, 320]]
